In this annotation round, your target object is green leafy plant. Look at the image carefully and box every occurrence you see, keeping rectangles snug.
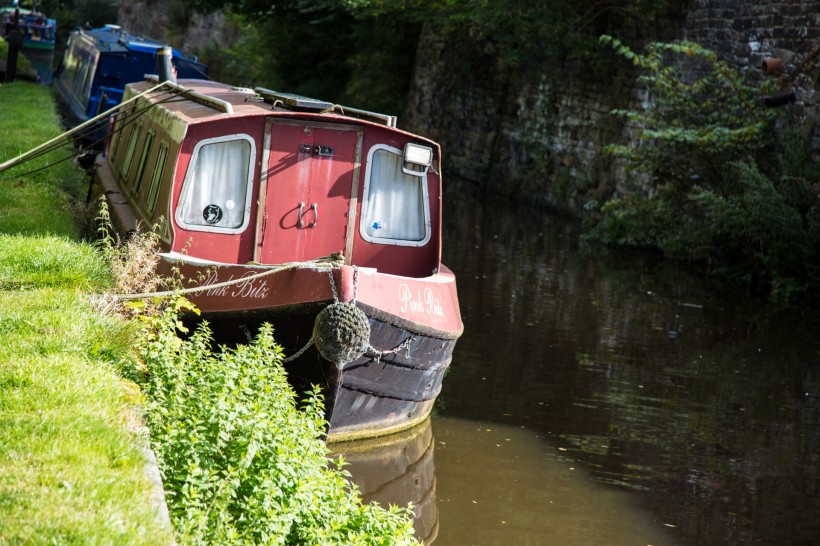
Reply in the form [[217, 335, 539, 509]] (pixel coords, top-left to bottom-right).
[[137, 305, 420, 545], [589, 37, 820, 302], [599, 36, 777, 188]]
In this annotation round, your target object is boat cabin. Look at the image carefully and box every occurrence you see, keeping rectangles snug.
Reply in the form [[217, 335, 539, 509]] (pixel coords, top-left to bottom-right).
[[53, 25, 206, 129], [99, 79, 442, 278]]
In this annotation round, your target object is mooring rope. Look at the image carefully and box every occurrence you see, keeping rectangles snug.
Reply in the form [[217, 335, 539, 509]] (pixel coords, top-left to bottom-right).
[[109, 262, 333, 301], [97, 253, 413, 366]]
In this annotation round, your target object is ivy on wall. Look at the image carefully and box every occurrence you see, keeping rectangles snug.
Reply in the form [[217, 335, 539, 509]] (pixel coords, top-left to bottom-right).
[[588, 37, 820, 303]]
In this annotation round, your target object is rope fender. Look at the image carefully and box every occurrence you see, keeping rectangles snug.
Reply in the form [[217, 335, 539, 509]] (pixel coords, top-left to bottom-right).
[[313, 302, 371, 365], [283, 267, 414, 367]]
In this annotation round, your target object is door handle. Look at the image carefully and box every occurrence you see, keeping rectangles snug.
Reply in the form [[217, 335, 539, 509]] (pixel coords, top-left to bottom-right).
[[308, 203, 318, 228], [296, 201, 305, 228]]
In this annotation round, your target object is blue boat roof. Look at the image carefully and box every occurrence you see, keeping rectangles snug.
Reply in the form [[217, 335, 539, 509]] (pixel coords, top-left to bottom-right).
[[79, 25, 200, 64]]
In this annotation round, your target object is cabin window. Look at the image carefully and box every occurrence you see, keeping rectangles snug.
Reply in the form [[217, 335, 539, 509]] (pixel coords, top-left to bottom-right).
[[147, 142, 169, 215], [360, 144, 431, 246], [175, 135, 255, 233], [80, 63, 95, 106], [109, 105, 132, 162], [133, 130, 154, 195], [120, 121, 142, 180]]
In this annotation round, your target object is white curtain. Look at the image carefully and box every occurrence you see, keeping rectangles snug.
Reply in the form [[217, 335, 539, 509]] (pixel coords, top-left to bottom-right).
[[179, 139, 250, 229], [363, 149, 425, 241]]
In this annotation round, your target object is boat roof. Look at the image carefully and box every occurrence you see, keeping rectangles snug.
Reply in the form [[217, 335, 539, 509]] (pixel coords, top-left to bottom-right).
[[1, 6, 45, 17], [73, 25, 200, 61], [127, 78, 434, 144]]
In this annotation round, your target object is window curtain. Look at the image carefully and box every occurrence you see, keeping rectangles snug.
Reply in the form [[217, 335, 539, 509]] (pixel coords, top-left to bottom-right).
[[363, 150, 425, 241], [179, 139, 250, 229]]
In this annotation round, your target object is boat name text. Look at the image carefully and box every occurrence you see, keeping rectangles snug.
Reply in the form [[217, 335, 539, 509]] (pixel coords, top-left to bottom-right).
[[202, 271, 271, 299], [399, 284, 444, 317]]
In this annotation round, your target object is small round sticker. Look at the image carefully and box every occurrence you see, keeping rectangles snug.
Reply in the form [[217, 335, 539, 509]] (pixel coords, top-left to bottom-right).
[[203, 204, 223, 224]]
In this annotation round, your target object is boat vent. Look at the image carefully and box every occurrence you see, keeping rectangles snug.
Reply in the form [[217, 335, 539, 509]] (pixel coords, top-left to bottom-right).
[[254, 87, 397, 128]]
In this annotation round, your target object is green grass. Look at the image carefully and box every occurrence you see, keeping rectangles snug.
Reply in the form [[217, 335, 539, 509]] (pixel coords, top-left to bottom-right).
[[0, 78, 87, 237], [0, 234, 108, 290], [0, 82, 174, 544], [0, 291, 171, 544]]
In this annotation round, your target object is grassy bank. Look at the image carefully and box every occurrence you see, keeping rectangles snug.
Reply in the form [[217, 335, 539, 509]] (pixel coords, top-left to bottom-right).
[[0, 81, 174, 543]]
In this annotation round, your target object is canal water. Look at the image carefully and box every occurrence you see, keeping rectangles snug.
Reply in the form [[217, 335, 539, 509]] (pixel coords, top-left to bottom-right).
[[20, 48, 53, 84], [335, 179, 820, 545]]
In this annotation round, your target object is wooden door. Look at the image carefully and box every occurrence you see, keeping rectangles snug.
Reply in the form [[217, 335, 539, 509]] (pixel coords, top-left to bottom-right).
[[256, 120, 359, 264]]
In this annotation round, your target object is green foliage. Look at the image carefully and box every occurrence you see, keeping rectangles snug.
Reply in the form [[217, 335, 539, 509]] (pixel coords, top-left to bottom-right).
[[600, 36, 777, 187], [37, 0, 119, 45], [138, 305, 420, 545], [196, 3, 420, 114], [590, 37, 820, 302], [192, 0, 683, 117], [0, 37, 35, 75]]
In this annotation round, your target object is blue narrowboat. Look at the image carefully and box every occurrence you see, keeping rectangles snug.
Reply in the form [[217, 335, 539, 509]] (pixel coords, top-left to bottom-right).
[[53, 25, 207, 133]]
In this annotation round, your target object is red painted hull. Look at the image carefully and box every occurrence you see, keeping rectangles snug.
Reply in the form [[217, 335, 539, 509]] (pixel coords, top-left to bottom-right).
[[161, 256, 462, 441]]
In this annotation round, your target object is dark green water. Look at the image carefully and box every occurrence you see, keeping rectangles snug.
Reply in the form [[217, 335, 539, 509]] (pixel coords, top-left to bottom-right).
[[20, 48, 53, 84], [337, 180, 820, 545]]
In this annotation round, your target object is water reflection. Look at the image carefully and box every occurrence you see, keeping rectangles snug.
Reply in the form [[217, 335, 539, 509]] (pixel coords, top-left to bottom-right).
[[20, 48, 53, 84], [329, 418, 438, 544], [433, 417, 672, 545], [331, 415, 672, 545], [438, 180, 820, 544]]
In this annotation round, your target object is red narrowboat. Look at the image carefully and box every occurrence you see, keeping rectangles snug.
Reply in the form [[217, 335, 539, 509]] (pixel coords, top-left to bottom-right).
[[95, 77, 463, 442]]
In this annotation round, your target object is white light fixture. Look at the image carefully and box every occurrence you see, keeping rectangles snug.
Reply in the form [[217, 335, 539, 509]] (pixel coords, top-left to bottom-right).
[[402, 143, 433, 176]]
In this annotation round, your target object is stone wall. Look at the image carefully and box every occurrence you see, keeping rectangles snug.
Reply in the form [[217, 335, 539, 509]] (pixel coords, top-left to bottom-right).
[[683, 0, 820, 133], [116, 1, 235, 59], [404, 1, 820, 213]]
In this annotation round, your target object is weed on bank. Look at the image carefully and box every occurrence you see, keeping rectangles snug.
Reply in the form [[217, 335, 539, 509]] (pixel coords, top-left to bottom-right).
[[137, 304, 418, 544]]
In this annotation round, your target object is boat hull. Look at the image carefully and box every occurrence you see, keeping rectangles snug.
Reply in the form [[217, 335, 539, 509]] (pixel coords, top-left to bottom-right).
[[163, 257, 461, 442], [22, 39, 54, 50]]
